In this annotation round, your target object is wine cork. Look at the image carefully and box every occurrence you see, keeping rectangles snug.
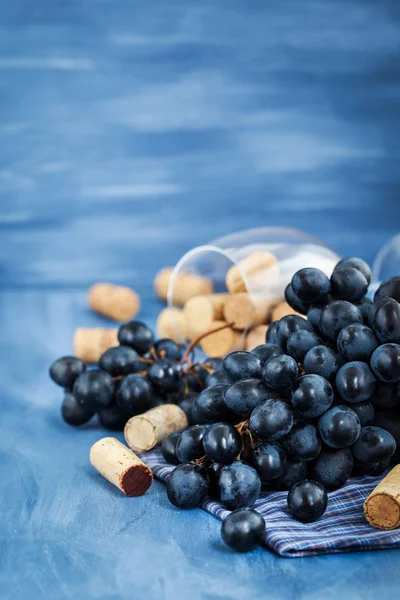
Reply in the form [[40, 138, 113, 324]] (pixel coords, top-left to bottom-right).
[[245, 325, 269, 351], [199, 320, 245, 358], [184, 294, 229, 340], [90, 437, 153, 496], [223, 293, 274, 330], [88, 283, 140, 322], [124, 404, 188, 452], [364, 464, 400, 530], [272, 302, 302, 321], [74, 327, 118, 363], [225, 251, 279, 294], [156, 307, 188, 342], [154, 267, 213, 305]]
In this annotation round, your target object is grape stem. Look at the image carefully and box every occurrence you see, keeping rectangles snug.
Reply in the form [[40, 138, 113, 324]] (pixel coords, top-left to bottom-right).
[[149, 347, 158, 361], [112, 375, 124, 382], [183, 321, 235, 364], [194, 361, 214, 374], [139, 357, 154, 365], [235, 419, 250, 435]]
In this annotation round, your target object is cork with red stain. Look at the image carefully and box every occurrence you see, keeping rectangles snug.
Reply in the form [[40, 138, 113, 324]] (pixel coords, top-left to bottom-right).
[[90, 437, 153, 497]]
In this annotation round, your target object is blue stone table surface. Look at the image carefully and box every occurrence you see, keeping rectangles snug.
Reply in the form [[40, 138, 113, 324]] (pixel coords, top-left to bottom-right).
[[1, 1, 400, 599]]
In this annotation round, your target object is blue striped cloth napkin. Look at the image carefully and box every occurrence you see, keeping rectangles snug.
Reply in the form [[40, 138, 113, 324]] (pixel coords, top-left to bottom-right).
[[142, 449, 400, 557]]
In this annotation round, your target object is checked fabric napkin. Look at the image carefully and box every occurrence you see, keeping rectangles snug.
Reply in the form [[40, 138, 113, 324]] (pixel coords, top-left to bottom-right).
[[142, 448, 400, 557]]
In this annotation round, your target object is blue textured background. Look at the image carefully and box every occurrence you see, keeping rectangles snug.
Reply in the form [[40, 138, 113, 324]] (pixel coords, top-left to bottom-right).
[[1, 2, 400, 599]]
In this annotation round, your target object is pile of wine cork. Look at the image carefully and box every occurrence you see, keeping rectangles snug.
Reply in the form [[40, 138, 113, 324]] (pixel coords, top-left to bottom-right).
[[73, 283, 140, 363], [155, 252, 301, 357], [71, 251, 302, 362]]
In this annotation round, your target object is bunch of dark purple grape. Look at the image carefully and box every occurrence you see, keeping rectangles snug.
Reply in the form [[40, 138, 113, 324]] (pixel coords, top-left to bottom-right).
[[162, 258, 400, 552], [49, 321, 223, 430]]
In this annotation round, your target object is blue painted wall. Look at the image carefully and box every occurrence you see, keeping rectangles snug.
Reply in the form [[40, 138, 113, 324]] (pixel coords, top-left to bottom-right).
[[0, 2, 399, 599]]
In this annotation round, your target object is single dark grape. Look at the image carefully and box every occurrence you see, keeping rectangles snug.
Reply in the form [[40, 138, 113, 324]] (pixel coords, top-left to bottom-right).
[[371, 344, 400, 383], [161, 431, 181, 465], [266, 321, 280, 345], [290, 374, 334, 419], [334, 257, 371, 284], [251, 442, 286, 482], [176, 424, 208, 463], [370, 382, 399, 410], [288, 480, 328, 523], [330, 267, 368, 303], [218, 461, 261, 510], [373, 409, 400, 464], [61, 392, 94, 426], [166, 463, 208, 508], [319, 300, 363, 344], [356, 296, 374, 326], [154, 338, 183, 361], [286, 330, 321, 363], [98, 404, 128, 431], [222, 351, 262, 382], [281, 422, 321, 461], [307, 304, 326, 331], [182, 364, 209, 393], [192, 363, 210, 386], [178, 392, 198, 424], [73, 370, 114, 411], [249, 398, 294, 441], [367, 297, 391, 329], [352, 426, 396, 463], [116, 374, 151, 413], [251, 343, 282, 366], [372, 298, 400, 344], [183, 371, 204, 393], [284, 283, 309, 314], [149, 359, 181, 393], [118, 320, 154, 355], [336, 361, 376, 403], [50, 356, 86, 390], [203, 422, 241, 464], [224, 378, 275, 418], [99, 345, 139, 377], [347, 400, 375, 427], [337, 324, 378, 362], [194, 384, 233, 423], [318, 405, 361, 448], [275, 460, 308, 491], [291, 268, 331, 304], [374, 276, 400, 303], [221, 509, 265, 552], [312, 448, 353, 490], [276, 315, 313, 351], [303, 345, 340, 381], [189, 400, 210, 426], [262, 354, 299, 393]]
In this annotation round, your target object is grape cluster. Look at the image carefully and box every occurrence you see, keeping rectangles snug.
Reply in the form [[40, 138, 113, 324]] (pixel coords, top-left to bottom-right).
[[163, 259, 400, 552], [49, 321, 225, 430]]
